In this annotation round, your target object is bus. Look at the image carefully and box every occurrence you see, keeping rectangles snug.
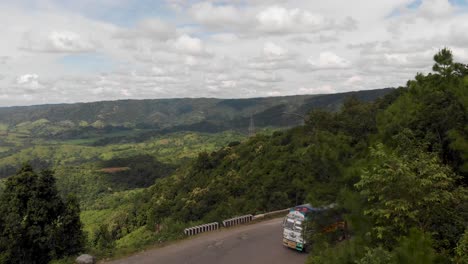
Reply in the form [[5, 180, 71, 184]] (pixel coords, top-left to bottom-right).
[[282, 204, 347, 252]]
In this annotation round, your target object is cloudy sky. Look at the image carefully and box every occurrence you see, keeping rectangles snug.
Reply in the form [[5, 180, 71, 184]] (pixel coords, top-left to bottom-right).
[[0, 0, 467, 106]]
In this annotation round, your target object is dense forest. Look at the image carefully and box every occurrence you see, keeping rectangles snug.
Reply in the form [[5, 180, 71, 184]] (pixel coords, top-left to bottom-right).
[[83, 48, 465, 262], [0, 49, 466, 263], [0, 89, 391, 139]]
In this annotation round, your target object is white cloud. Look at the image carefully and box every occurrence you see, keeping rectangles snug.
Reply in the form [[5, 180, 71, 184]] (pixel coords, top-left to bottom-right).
[[255, 6, 355, 34], [172, 34, 209, 56], [210, 33, 239, 43], [256, 6, 328, 34], [190, 2, 248, 29], [245, 71, 283, 83], [16, 73, 43, 90], [151, 66, 166, 75], [308, 52, 351, 69], [21, 30, 96, 53], [344, 75, 363, 85], [267, 91, 281, 96], [1, 0, 468, 106], [452, 48, 468, 61], [16, 73, 39, 85], [0, 56, 10, 64], [419, 0, 454, 18], [298, 85, 336, 94], [263, 42, 287, 57], [184, 56, 198, 66], [114, 18, 175, 40]]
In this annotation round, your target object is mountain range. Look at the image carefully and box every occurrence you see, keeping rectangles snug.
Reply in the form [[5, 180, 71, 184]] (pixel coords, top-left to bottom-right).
[[0, 88, 393, 136]]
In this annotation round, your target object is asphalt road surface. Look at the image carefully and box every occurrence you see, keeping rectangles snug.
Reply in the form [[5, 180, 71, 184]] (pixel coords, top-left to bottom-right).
[[106, 217, 307, 264]]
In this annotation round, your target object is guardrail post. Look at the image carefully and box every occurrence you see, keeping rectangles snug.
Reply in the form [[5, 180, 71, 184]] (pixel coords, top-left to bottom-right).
[[184, 222, 220, 236]]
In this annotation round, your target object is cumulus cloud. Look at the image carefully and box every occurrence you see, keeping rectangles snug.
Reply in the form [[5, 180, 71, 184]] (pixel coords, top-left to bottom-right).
[[210, 33, 239, 42], [245, 41, 296, 71], [1, 0, 468, 106], [172, 34, 209, 56], [151, 66, 166, 76], [21, 31, 96, 53], [188, 3, 356, 36], [298, 85, 336, 94], [344, 75, 363, 85], [255, 6, 356, 34], [419, 0, 454, 18], [256, 6, 326, 33], [263, 42, 287, 57], [190, 2, 249, 30], [0, 56, 10, 64], [114, 18, 175, 40], [16, 74, 43, 90], [308, 52, 351, 70], [244, 71, 283, 83], [206, 77, 237, 92]]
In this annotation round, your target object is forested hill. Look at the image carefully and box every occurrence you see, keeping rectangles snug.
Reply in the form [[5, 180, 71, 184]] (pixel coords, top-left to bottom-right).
[[0, 49, 466, 263], [77, 49, 466, 262], [0, 89, 391, 133]]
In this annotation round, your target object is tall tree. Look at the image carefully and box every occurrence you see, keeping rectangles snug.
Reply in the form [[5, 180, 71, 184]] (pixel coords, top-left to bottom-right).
[[355, 144, 466, 251], [0, 165, 84, 264]]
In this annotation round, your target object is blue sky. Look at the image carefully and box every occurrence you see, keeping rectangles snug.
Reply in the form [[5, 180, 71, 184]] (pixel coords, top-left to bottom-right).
[[1, 0, 468, 106]]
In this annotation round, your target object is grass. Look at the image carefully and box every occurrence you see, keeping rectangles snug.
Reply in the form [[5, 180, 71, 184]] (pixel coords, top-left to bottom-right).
[[115, 226, 156, 250], [80, 209, 115, 240], [0, 147, 10, 153]]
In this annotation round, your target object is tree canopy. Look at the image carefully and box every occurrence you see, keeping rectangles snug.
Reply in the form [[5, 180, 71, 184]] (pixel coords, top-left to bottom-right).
[[0, 165, 84, 264]]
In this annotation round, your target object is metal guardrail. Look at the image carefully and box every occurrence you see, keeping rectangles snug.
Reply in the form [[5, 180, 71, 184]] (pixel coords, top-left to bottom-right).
[[252, 208, 290, 220], [184, 222, 219, 236], [222, 214, 253, 227], [183, 208, 291, 236]]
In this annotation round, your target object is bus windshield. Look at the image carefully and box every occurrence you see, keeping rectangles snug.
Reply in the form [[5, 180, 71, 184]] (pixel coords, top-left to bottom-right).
[[284, 219, 295, 230], [284, 218, 303, 232]]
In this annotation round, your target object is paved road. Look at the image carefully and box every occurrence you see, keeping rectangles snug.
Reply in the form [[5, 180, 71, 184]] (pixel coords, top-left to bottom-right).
[[106, 217, 307, 264]]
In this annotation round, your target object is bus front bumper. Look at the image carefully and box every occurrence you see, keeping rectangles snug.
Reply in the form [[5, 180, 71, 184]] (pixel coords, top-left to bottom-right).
[[283, 238, 304, 251]]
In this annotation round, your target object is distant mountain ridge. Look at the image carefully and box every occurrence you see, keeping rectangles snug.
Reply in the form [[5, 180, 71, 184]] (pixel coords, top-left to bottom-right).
[[0, 89, 393, 134]]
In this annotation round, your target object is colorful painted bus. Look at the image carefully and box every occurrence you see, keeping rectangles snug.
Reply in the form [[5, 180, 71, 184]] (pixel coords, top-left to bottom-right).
[[282, 204, 347, 252]]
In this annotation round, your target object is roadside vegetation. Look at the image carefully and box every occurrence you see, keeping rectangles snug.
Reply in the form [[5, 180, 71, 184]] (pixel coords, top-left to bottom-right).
[[75, 49, 466, 261], [0, 49, 466, 263]]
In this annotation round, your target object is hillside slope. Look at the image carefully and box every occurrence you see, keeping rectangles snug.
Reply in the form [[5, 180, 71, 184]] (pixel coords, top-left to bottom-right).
[[0, 89, 392, 135], [83, 50, 467, 261]]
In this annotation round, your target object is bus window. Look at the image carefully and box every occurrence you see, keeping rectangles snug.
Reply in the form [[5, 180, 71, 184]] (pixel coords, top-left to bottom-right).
[[294, 221, 303, 232], [284, 219, 295, 230]]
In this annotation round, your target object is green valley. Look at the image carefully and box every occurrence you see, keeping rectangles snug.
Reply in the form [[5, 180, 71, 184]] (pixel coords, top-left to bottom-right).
[[1, 49, 467, 263]]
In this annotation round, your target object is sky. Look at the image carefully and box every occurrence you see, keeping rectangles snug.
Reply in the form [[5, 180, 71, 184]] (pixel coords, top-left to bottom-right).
[[0, 0, 467, 106]]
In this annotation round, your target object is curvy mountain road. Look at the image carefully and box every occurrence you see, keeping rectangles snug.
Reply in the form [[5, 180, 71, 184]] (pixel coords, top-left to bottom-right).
[[106, 217, 307, 264]]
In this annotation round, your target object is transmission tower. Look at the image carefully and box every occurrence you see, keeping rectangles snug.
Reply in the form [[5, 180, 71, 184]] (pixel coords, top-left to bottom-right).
[[248, 114, 255, 137]]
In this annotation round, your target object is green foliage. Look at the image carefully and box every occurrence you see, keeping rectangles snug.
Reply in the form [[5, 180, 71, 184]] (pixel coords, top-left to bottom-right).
[[393, 229, 436, 264], [143, 127, 354, 224], [1, 49, 466, 262], [99, 155, 176, 189], [67, 89, 398, 259], [356, 247, 394, 264], [92, 224, 116, 256], [355, 144, 464, 249], [0, 90, 392, 135], [49, 257, 75, 264], [115, 226, 155, 251], [0, 165, 84, 263], [454, 230, 468, 264], [308, 49, 467, 264], [306, 237, 368, 264], [378, 49, 468, 178]]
